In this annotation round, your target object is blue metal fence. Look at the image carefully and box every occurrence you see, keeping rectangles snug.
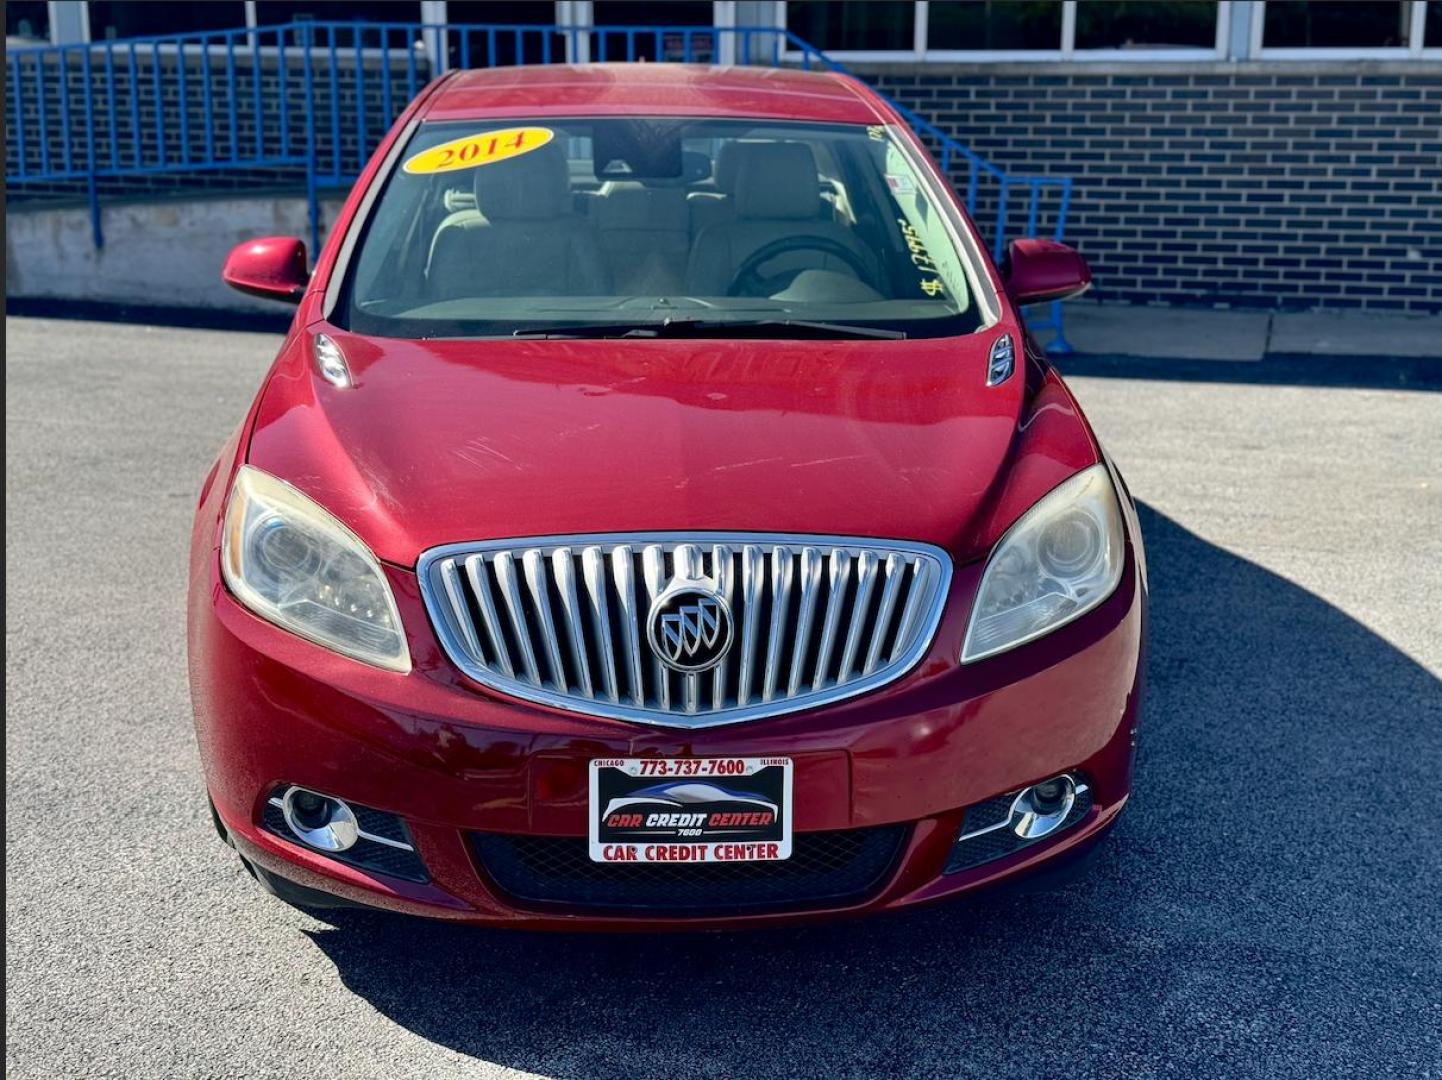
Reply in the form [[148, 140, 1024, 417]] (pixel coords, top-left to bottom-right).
[[4, 22, 1073, 349]]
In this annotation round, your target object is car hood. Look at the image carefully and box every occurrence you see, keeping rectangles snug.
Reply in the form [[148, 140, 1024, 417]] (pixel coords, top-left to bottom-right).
[[246, 328, 1040, 567]]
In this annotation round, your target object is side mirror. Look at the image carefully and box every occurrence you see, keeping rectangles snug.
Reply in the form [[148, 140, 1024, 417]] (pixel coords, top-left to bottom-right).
[[222, 236, 309, 303], [1004, 238, 1092, 306]]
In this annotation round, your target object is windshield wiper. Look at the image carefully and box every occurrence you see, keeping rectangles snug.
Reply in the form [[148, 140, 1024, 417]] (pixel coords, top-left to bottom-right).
[[511, 318, 906, 341]]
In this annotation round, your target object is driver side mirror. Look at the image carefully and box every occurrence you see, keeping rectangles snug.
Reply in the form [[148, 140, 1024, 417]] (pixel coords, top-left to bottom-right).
[[1003, 238, 1092, 306], [222, 236, 309, 303]]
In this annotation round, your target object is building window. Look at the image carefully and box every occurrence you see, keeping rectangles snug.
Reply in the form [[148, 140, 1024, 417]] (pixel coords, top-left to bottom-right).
[[446, 1, 563, 64], [591, 1, 717, 60], [5, 1, 50, 41], [593, 1, 714, 27], [252, 2, 423, 28], [1075, 1, 1219, 50], [87, 1, 247, 39], [783, 0, 1234, 60], [1261, 1, 1410, 48], [1428, 0, 1442, 46], [785, 1, 917, 54], [927, 1, 1063, 51]]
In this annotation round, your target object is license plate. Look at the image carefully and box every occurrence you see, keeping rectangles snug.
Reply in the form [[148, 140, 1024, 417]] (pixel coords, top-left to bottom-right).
[[588, 757, 793, 864]]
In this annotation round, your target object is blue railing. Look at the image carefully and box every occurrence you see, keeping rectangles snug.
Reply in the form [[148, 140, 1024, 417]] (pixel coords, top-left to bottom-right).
[[4, 22, 1073, 350]]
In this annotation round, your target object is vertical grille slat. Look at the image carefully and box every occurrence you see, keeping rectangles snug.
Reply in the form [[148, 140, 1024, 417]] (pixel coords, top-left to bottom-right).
[[438, 559, 485, 664], [711, 543, 735, 707], [890, 557, 933, 663], [838, 550, 879, 681], [864, 554, 906, 676], [523, 549, 568, 689], [421, 534, 950, 728], [581, 547, 619, 703], [493, 551, 541, 685], [611, 545, 645, 706], [673, 544, 704, 714], [737, 545, 765, 706], [552, 549, 593, 698], [463, 555, 514, 678], [762, 546, 794, 703], [788, 547, 824, 697], [812, 549, 852, 691], [641, 545, 670, 711]]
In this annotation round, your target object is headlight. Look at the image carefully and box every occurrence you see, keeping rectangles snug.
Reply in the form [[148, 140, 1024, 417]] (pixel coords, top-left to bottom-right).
[[221, 466, 410, 673], [961, 463, 1125, 664]]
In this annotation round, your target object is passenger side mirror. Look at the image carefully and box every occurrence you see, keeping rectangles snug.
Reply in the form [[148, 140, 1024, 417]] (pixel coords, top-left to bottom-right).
[[222, 236, 309, 303], [1003, 238, 1092, 306]]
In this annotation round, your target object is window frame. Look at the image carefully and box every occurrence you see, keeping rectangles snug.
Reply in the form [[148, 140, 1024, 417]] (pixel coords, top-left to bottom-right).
[[779, 1, 1234, 63], [1251, 0, 1431, 59]]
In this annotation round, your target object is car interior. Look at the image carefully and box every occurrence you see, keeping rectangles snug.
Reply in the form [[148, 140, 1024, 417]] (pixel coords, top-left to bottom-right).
[[417, 134, 898, 302]]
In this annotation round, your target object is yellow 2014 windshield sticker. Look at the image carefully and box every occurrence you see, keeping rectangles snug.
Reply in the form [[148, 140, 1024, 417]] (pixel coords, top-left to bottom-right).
[[402, 127, 555, 175]]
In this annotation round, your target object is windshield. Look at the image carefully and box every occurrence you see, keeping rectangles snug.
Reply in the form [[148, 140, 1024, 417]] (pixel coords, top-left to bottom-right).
[[339, 117, 988, 339]]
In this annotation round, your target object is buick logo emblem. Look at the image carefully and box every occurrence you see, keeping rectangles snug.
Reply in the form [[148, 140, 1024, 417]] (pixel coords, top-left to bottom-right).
[[647, 586, 733, 674]]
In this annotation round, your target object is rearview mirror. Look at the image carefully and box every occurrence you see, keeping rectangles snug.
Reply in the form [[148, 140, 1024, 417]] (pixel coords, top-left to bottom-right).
[[222, 236, 309, 303], [1004, 239, 1092, 306]]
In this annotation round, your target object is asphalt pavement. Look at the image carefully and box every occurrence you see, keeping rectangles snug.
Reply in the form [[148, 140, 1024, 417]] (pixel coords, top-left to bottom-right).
[[6, 315, 1441, 1079]]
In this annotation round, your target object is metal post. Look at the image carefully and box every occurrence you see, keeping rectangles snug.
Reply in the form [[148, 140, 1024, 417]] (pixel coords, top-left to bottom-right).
[[381, 25, 394, 125], [302, 24, 320, 252], [12, 62, 27, 177], [993, 178, 1009, 262], [355, 29, 365, 175], [151, 42, 163, 167], [251, 29, 262, 160], [82, 48, 102, 247], [58, 47, 73, 174], [226, 35, 239, 162], [35, 55, 49, 175], [176, 40, 189, 164], [104, 45, 119, 169], [327, 25, 341, 182], [201, 34, 215, 162], [127, 44, 141, 168]]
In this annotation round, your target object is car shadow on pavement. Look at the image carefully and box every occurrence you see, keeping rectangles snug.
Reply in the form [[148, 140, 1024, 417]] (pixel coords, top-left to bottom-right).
[[301, 504, 1441, 1078]]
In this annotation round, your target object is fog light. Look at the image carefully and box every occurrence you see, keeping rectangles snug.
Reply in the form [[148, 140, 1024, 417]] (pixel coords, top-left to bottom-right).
[[1011, 775, 1077, 840], [280, 786, 359, 852]]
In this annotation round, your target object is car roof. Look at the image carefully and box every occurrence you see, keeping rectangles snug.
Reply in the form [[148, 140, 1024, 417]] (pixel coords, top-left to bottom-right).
[[422, 64, 893, 125]]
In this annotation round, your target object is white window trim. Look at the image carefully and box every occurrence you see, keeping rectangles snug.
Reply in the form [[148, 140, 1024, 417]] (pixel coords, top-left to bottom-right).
[[1251, 0, 1428, 59], [780, 1, 1237, 64]]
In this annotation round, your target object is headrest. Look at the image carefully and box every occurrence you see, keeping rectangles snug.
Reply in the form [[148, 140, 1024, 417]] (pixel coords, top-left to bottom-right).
[[594, 182, 689, 233], [732, 142, 822, 221], [713, 143, 742, 194], [473, 143, 571, 221], [443, 188, 477, 213]]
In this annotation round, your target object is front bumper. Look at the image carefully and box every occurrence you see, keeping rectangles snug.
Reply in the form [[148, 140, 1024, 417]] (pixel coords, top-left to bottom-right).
[[190, 540, 1144, 930]]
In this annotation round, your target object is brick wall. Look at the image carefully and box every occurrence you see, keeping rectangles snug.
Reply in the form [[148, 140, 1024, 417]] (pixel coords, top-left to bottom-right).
[[864, 61, 1442, 314]]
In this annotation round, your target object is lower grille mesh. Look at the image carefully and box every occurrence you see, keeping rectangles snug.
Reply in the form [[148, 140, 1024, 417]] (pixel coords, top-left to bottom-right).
[[472, 827, 908, 915]]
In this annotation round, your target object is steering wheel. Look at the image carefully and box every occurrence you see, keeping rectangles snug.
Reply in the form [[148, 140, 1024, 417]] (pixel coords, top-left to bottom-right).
[[726, 235, 878, 298]]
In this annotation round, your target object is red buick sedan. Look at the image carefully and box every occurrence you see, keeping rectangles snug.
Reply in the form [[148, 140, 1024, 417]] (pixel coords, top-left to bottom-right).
[[190, 63, 1145, 929]]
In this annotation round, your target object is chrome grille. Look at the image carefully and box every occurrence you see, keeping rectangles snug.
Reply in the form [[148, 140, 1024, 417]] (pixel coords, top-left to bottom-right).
[[417, 533, 951, 728]]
